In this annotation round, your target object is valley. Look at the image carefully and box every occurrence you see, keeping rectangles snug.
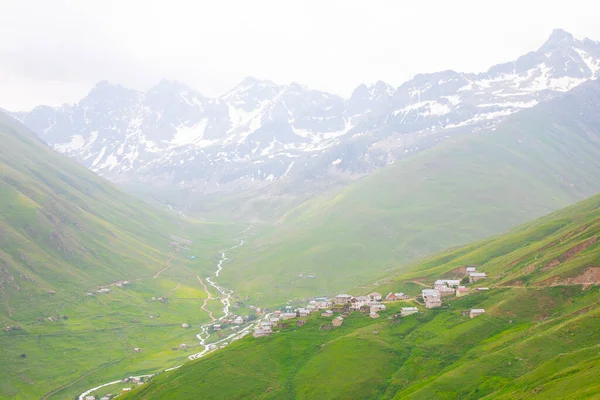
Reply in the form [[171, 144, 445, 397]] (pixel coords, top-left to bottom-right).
[[1, 23, 599, 400], [121, 193, 600, 400]]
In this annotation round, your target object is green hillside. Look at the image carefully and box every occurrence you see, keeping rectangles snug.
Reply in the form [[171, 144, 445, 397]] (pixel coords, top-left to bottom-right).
[[122, 193, 600, 400], [0, 113, 238, 399], [219, 79, 600, 304]]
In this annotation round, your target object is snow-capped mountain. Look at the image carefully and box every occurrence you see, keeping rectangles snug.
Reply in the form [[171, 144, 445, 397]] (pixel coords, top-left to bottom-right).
[[12, 29, 600, 190]]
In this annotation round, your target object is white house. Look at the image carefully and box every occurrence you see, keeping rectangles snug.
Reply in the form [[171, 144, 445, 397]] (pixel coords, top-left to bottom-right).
[[298, 308, 310, 317], [401, 307, 419, 317], [466, 267, 477, 273], [281, 312, 297, 320], [352, 296, 372, 310], [370, 304, 387, 313], [368, 292, 382, 301], [434, 279, 461, 289], [422, 289, 442, 309], [422, 289, 440, 298], [470, 309, 486, 318], [253, 326, 273, 337]]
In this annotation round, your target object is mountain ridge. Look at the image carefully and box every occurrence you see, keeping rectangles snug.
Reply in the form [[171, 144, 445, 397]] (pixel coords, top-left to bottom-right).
[[9, 29, 600, 196]]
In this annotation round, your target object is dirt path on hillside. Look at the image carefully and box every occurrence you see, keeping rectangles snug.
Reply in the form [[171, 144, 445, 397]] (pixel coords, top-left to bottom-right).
[[197, 276, 215, 322], [153, 253, 174, 279]]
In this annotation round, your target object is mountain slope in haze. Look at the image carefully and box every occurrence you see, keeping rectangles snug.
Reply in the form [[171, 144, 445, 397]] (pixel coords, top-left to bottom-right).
[[13, 29, 600, 196], [218, 78, 600, 304], [122, 193, 600, 400], [0, 113, 236, 399]]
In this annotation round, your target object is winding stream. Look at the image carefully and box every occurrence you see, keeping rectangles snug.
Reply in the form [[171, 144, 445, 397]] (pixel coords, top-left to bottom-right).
[[79, 229, 260, 399]]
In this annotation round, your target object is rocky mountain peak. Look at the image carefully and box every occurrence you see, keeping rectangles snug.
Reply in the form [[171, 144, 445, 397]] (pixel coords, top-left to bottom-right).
[[539, 28, 576, 51]]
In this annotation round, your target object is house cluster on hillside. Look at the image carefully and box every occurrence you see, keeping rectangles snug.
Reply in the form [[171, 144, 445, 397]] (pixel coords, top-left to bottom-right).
[[420, 267, 488, 308], [254, 290, 417, 337]]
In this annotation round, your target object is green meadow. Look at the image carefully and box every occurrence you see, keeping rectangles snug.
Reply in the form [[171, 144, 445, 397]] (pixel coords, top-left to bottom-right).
[[123, 190, 600, 399]]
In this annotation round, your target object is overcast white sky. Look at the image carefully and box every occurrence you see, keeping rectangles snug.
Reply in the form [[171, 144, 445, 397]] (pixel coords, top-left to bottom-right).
[[1, 0, 599, 110]]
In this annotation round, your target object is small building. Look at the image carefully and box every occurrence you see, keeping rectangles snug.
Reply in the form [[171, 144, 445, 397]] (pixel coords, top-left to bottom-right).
[[332, 304, 346, 312], [351, 296, 372, 310], [269, 317, 280, 323], [368, 292, 382, 301], [370, 304, 386, 313], [179, 344, 188, 350], [385, 292, 398, 301], [181, 323, 190, 329], [296, 319, 307, 327], [122, 388, 132, 393], [332, 316, 344, 327], [100, 397, 111, 400], [321, 310, 333, 317], [314, 300, 332, 309], [260, 321, 274, 328], [298, 308, 310, 317], [395, 292, 410, 300], [369, 312, 380, 319], [421, 289, 440, 298], [213, 324, 222, 331], [477, 287, 489, 291], [400, 307, 419, 317], [85, 396, 95, 400], [280, 312, 297, 320], [470, 309, 486, 318], [456, 286, 469, 297], [233, 316, 244, 325], [435, 279, 461, 288], [133, 347, 141, 352], [334, 294, 353, 305], [306, 304, 318, 313], [438, 287, 456, 297], [466, 267, 477, 273], [425, 297, 442, 309], [469, 272, 487, 282], [253, 327, 273, 337], [422, 289, 442, 309]]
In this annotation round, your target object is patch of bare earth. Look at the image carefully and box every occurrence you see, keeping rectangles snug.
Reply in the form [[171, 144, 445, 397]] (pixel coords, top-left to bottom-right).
[[440, 266, 468, 279], [509, 223, 596, 268], [538, 266, 600, 288], [542, 236, 597, 271]]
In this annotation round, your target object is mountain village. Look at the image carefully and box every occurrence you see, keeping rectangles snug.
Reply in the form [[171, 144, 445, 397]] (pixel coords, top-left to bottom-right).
[[252, 267, 489, 338]]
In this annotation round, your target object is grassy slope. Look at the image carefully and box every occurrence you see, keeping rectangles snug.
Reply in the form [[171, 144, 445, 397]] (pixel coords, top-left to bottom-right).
[[122, 193, 600, 400], [219, 79, 600, 305], [0, 113, 239, 399]]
